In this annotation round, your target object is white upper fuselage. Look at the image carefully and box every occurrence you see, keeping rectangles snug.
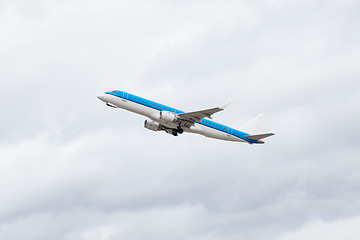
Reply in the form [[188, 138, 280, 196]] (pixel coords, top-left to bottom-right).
[[97, 90, 263, 144]]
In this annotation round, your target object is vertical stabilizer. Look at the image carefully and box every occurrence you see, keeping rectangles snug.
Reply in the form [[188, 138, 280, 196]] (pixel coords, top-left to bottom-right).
[[241, 113, 267, 134]]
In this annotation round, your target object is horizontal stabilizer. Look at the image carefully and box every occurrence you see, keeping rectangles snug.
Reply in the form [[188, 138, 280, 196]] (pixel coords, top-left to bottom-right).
[[246, 133, 275, 141]]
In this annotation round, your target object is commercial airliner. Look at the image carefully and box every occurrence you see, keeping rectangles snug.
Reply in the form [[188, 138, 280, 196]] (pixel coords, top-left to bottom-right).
[[97, 90, 274, 144]]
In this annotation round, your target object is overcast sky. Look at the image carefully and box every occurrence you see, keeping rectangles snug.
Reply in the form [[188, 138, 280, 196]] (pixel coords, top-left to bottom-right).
[[1, 0, 360, 239]]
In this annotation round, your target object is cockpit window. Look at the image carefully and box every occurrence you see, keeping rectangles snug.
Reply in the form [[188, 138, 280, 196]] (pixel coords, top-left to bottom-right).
[[112, 91, 116, 93]]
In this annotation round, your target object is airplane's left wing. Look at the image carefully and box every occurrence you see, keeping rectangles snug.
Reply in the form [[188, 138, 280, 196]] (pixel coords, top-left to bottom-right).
[[178, 104, 229, 123]]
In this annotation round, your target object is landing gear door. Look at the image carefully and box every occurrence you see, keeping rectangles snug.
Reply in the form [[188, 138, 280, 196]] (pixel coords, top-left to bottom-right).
[[122, 91, 128, 101]]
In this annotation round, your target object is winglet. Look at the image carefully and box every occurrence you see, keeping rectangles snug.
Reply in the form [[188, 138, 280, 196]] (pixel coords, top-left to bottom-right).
[[221, 103, 230, 110], [208, 103, 229, 119]]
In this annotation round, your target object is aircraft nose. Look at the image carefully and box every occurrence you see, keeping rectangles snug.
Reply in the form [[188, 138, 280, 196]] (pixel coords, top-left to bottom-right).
[[97, 94, 106, 102]]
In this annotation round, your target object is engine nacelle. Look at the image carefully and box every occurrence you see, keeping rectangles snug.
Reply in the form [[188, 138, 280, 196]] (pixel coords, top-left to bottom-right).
[[160, 111, 177, 122], [144, 119, 161, 131]]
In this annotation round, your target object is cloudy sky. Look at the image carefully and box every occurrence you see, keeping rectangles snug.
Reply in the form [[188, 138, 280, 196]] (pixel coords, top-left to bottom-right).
[[1, 0, 360, 239]]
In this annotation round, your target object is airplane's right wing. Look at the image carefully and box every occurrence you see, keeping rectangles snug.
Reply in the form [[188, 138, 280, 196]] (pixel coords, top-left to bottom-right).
[[178, 103, 229, 123]]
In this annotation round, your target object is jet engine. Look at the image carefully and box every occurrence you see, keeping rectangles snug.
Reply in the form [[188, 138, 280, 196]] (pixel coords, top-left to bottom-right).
[[144, 119, 161, 131], [160, 111, 177, 122]]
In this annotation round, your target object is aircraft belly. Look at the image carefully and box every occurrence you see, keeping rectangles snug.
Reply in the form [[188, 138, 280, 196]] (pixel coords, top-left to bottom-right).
[[189, 123, 245, 142]]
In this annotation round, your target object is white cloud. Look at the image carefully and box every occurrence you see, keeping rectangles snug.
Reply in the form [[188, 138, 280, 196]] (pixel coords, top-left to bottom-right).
[[275, 217, 360, 240]]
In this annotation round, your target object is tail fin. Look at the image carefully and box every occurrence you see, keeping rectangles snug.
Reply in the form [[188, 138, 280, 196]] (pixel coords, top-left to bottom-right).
[[241, 113, 275, 143], [241, 113, 267, 134]]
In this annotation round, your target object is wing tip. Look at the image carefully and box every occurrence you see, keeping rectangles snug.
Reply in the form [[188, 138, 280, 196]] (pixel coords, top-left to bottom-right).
[[221, 103, 230, 110]]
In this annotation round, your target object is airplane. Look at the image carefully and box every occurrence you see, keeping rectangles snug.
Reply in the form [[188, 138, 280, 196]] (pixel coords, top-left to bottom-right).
[[97, 90, 274, 144]]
